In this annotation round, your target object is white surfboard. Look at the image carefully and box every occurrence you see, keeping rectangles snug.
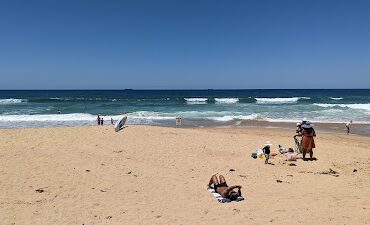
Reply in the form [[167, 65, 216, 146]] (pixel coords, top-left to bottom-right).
[[114, 115, 127, 132]]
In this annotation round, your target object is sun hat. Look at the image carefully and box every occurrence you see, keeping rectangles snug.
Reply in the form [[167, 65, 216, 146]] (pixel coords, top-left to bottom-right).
[[265, 141, 272, 146], [302, 118, 308, 124], [296, 122, 301, 126], [302, 122, 313, 129]]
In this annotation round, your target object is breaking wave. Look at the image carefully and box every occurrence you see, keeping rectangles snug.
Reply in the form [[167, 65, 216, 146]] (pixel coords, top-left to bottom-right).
[[184, 98, 208, 104], [0, 98, 26, 104], [255, 97, 310, 104], [214, 98, 239, 104], [330, 97, 343, 100], [313, 103, 370, 113]]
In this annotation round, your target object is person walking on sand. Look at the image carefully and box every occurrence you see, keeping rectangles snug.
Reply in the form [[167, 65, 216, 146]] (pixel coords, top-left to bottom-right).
[[111, 118, 114, 125], [262, 141, 272, 164], [345, 120, 352, 135], [208, 174, 242, 201], [100, 117, 104, 126], [301, 122, 316, 161]]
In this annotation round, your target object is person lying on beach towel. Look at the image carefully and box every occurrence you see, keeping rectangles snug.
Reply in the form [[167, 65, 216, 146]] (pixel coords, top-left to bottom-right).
[[208, 174, 242, 201]]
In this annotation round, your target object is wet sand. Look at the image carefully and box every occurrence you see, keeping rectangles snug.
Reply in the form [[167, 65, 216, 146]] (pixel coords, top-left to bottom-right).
[[238, 120, 370, 137], [1, 125, 369, 225]]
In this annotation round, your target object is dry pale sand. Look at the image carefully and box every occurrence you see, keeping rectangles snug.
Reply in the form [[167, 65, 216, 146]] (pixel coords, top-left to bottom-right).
[[1, 125, 370, 225]]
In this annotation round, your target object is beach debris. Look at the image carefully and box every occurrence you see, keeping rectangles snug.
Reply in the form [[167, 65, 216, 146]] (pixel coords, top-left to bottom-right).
[[287, 174, 293, 177], [319, 168, 339, 177], [127, 171, 132, 174], [239, 175, 247, 178], [233, 209, 240, 214], [229, 169, 235, 172], [106, 216, 112, 220], [353, 169, 357, 172], [288, 163, 297, 166], [100, 189, 107, 192], [276, 179, 290, 184], [298, 171, 313, 174], [35, 187, 47, 193], [85, 170, 90, 172]]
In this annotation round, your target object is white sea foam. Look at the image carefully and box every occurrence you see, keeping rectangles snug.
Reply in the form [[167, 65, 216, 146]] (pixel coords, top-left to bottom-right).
[[0, 113, 152, 127], [214, 98, 239, 104], [0, 113, 97, 122], [208, 114, 258, 121], [313, 103, 370, 113], [184, 98, 208, 104], [128, 111, 174, 120], [264, 117, 370, 124], [330, 97, 343, 100], [255, 97, 309, 104], [0, 98, 26, 104], [128, 110, 258, 122]]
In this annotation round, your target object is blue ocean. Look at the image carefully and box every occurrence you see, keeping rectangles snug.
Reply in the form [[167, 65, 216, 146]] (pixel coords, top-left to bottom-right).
[[0, 89, 369, 128]]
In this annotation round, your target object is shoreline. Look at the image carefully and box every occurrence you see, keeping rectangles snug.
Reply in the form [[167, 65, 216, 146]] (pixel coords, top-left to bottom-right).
[[2, 119, 369, 136]]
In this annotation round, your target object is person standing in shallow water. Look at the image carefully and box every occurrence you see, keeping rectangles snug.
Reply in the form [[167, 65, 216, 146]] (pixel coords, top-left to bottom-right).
[[301, 122, 316, 161], [345, 120, 352, 135], [97, 115, 101, 125]]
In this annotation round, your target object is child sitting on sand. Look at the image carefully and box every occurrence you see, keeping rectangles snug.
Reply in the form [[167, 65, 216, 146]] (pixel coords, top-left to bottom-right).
[[263, 141, 272, 164]]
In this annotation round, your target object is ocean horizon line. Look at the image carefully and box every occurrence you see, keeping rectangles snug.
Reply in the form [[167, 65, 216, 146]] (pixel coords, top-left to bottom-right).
[[1, 88, 370, 91]]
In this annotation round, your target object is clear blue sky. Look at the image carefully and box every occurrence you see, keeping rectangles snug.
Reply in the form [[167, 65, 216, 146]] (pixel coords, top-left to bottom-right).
[[0, 0, 369, 89]]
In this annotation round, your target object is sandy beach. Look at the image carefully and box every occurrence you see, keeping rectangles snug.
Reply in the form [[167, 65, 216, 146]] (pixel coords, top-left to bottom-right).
[[1, 125, 369, 225]]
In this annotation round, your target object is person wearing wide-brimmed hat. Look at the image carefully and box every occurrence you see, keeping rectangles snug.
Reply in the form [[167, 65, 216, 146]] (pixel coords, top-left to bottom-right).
[[301, 122, 316, 160]]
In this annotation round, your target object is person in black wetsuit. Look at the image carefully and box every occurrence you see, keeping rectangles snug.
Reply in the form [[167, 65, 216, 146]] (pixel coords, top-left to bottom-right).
[[208, 174, 242, 201]]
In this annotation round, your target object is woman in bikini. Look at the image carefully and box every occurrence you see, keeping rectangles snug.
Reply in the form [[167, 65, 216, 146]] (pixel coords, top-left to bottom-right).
[[208, 174, 242, 201]]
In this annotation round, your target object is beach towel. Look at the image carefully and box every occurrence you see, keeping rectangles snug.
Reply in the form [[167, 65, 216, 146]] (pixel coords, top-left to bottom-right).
[[294, 135, 302, 154], [207, 188, 244, 203]]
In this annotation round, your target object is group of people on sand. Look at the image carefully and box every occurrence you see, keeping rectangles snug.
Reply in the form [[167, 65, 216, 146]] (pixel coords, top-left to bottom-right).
[[208, 118, 320, 201]]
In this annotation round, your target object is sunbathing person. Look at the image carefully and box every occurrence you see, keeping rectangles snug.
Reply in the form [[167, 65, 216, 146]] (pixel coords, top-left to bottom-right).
[[208, 175, 242, 201]]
